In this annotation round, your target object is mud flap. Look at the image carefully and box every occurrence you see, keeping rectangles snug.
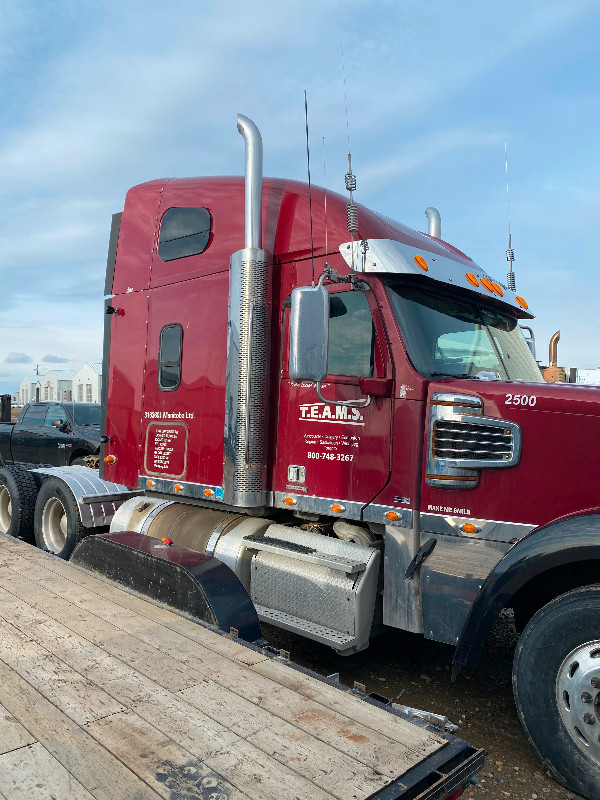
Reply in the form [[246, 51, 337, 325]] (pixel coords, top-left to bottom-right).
[[70, 531, 262, 642]]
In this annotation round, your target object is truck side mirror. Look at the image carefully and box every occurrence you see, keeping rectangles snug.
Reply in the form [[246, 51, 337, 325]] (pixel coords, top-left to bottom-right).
[[289, 285, 329, 382]]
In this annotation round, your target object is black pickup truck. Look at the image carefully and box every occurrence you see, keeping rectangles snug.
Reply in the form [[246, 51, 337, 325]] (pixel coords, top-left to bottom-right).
[[0, 402, 101, 467]]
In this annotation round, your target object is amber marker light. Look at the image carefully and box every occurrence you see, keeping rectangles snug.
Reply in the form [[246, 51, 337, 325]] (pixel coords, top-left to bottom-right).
[[174, 484, 183, 492], [330, 504, 345, 513], [160, 537, 173, 545], [414, 255, 428, 271], [465, 272, 479, 287], [283, 497, 296, 506], [203, 488, 214, 497], [461, 523, 479, 534], [146, 479, 155, 488], [385, 511, 399, 521], [491, 282, 504, 297], [480, 277, 494, 292], [104, 455, 116, 464], [516, 296, 529, 310]]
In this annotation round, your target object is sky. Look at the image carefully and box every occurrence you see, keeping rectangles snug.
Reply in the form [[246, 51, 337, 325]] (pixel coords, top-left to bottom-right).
[[1, 0, 599, 394]]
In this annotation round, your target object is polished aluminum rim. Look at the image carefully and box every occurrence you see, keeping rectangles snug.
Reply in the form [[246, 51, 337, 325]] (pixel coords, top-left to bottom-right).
[[41, 497, 67, 553], [557, 639, 600, 764], [0, 486, 11, 533]]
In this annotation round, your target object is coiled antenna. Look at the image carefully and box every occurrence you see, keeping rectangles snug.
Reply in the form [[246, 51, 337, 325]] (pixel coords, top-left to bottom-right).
[[341, 45, 358, 269], [505, 140, 516, 290]]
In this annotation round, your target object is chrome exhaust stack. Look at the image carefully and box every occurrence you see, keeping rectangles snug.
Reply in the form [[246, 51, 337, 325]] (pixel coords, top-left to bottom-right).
[[425, 207, 441, 239], [223, 115, 273, 507]]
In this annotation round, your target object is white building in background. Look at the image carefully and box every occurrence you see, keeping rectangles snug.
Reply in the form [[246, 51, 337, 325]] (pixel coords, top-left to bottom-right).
[[19, 375, 42, 404], [42, 369, 76, 402], [72, 362, 102, 403], [576, 368, 600, 385]]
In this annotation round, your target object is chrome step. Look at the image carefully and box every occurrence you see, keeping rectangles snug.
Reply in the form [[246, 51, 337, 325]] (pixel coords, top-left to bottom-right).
[[255, 605, 359, 651]]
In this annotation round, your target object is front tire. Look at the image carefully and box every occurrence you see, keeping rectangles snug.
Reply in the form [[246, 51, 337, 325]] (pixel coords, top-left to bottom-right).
[[0, 465, 38, 541], [513, 586, 600, 800], [34, 477, 87, 559]]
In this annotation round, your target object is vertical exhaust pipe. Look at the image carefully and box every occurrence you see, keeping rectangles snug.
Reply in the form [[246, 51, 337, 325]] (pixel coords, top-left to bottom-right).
[[549, 331, 560, 368], [237, 115, 263, 250], [425, 207, 441, 239], [223, 115, 273, 508]]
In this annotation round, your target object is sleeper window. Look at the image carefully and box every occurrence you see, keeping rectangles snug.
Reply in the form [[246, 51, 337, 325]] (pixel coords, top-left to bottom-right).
[[158, 324, 183, 391], [158, 207, 211, 262]]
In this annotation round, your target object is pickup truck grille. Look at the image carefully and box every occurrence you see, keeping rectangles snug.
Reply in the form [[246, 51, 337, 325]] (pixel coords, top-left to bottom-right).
[[433, 420, 514, 461]]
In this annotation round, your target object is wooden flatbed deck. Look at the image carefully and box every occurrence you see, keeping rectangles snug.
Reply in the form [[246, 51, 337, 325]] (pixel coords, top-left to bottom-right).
[[0, 534, 451, 800]]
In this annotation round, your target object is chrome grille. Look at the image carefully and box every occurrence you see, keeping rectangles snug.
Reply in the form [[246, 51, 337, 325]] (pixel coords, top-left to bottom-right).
[[433, 420, 514, 461]]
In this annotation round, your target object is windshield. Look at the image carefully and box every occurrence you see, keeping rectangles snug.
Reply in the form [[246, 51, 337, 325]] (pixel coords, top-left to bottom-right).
[[71, 404, 101, 426], [385, 281, 542, 382]]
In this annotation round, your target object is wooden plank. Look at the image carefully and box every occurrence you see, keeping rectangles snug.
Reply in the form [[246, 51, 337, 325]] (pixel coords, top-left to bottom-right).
[[0, 578, 390, 797], [0, 659, 163, 800], [0, 566, 436, 778], [0, 538, 444, 773], [252, 657, 446, 753], [0, 572, 217, 695], [0, 539, 267, 665], [0, 742, 95, 800], [179, 681, 391, 799], [85, 710, 250, 800], [0, 703, 36, 755], [0, 563, 338, 799], [0, 618, 125, 726]]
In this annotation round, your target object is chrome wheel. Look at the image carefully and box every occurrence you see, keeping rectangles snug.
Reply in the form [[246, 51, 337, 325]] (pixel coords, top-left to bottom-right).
[[41, 497, 68, 553], [0, 485, 11, 533], [557, 639, 600, 766]]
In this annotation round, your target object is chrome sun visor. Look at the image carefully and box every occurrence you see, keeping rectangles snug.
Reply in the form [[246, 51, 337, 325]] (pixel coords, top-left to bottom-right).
[[339, 238, 533, 318]]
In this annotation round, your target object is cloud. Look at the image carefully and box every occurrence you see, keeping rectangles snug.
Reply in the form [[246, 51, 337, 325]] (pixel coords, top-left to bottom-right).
[[42, 354, 70, 363], [4, 352, 32, 364]]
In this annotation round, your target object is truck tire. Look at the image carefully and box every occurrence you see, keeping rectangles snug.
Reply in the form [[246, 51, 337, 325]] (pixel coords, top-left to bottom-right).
[[513, 586, 600, 800], [34, 477, 87, 560], [0, 465, 38, 541]]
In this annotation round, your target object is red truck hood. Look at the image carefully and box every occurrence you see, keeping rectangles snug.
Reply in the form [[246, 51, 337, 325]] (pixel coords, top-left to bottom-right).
[[436, 379, 600, 418]]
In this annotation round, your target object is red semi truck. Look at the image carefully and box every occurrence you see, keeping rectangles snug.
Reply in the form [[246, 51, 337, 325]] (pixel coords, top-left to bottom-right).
[[1, 115, 599, 799]]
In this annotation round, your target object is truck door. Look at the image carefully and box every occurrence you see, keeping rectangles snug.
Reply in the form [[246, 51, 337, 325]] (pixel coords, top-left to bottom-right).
[[39, 404, 71, 465], [274, 285, 393, 519], [11, 403, 47, 463]]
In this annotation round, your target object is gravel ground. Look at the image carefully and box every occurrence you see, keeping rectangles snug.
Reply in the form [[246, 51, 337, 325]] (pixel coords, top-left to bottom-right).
[[262, 611, 586, 800]]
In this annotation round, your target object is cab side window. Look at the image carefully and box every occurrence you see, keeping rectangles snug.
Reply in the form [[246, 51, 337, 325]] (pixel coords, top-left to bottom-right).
[[158, 207, 211, 262], [45, 405, 67, 427], [327, 291, 375, 377], [158, 324, 183, 391], [21, 404, 47, 426]]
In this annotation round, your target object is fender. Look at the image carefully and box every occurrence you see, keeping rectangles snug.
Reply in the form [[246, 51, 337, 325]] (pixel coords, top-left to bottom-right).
[[453, 513, 600, 672]]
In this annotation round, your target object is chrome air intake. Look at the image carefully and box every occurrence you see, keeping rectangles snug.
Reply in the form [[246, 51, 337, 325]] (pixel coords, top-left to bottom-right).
[[426, 393, 521, 488], [223, 115, 273, 507]]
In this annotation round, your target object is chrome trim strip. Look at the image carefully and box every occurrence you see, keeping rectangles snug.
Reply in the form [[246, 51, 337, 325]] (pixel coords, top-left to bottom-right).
[[137, 475, 224, 502], [362, 503, 412, 528], [420, 512, 536, 543], [273, 491, 363, 520], [140, 501, 173, 535]]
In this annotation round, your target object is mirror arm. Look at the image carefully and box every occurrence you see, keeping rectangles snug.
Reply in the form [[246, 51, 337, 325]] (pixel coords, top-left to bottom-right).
[[316, 382, 371, 409]]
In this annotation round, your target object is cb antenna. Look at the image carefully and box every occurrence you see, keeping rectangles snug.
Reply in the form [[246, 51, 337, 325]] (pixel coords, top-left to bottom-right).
[[505, 139, 516, 291], [304, 90, 315, 285], [341, 45, 359, 271]]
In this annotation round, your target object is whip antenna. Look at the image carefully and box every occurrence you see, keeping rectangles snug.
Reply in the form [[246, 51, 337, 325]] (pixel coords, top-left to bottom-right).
[[505, 139, 516, 290], [323, 136, 329, 257], [304, 90, 315, 285], [341, 45, 358, 271]]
